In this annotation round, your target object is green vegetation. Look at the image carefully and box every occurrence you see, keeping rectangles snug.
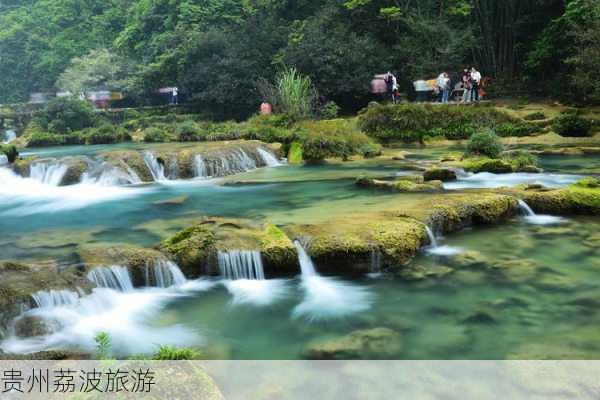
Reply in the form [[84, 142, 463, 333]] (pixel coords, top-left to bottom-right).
[[552, 113, 593, 137], [152, 345, 200, 360], [358, 104, 538, 143], [0, 144, 18, 163], [260, 68, 318, 121], [466, 130, 504, 158], [143, 127, 170, 143], [94, 332, 112, 360], [524, 112, 547, 121], [36, 98, 96, 134]]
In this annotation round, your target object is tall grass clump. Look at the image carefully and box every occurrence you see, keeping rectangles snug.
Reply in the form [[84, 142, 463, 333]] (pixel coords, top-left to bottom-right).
[[260, 67, 317, 121]]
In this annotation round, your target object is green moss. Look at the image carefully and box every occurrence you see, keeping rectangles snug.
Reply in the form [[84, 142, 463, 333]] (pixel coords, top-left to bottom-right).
[[423, 168, 457, 182], [1, 144, 18, 163], [356, 176, 441, 193], [508, 179, 600, 215], [459, 158, 514, 173], [287, 141, 303, 164]]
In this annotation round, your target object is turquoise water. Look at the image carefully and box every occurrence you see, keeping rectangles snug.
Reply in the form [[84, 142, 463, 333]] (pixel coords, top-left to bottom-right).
[[1, 143, 599, 359]]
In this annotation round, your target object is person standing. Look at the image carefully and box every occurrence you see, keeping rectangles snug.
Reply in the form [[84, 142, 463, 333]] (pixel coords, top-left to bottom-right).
[[436, 72, 446, 102], [384, 72, 398, 103], [470, 68, 481, 102], [172, 87, 179, 105], [441, 73, 451, 103], [461, 69, 472, 103]]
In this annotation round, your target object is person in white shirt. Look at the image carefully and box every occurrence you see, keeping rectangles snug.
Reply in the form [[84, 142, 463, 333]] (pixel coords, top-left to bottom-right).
[[470, 68, 482, 102], [436, 72, 446, 102], [172, 87, 179, 105], [441, 73, 451, 103]]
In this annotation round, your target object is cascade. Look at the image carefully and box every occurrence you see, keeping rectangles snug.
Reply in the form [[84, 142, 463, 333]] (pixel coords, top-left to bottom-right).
[[194, 155, 208, 178], [370, 248, 382, 274], [29, 161, 68, 186], [2, 130, 16, 144], [218, 250, 265, 280], [87, 266, 134, 292], [425, 226, 439, 248], [32, 289, 79, 308], [257, 148, 281, 167], [424, 226, 463, 256], [81, 162, 141, 186], [145, 260, 187, 288], [143, 152, 166, 181], [0, 154, 7, 165], [518, 199, 565, 225], [293, 241, 317, 277]]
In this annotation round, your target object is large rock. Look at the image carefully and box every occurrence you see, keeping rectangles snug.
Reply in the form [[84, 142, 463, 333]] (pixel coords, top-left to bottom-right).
[[0, 261, 91, 332], [356, 176, 442, 193], [304, 328, 402, 359], [159, 218, 298, 278], [423, 168, 457, 182]]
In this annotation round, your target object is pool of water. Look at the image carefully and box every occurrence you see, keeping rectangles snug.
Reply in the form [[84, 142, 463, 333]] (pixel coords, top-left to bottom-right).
[[3, 217, 598, 359]]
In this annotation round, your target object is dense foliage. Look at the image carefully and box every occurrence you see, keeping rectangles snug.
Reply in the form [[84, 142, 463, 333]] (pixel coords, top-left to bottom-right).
[[466, 130, 504, 158], [1, 0, 598, 119]]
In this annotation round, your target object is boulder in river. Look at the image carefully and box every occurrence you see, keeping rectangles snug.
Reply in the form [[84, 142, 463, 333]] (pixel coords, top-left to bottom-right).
[[304, 327, 402, 359], [423, 168, 457, 182]]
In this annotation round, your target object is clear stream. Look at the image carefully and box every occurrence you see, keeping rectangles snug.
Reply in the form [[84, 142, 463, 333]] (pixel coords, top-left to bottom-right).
[[0, 143, 598, 359]]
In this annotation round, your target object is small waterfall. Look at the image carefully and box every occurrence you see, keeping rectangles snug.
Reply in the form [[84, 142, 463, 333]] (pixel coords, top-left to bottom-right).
[[293, 241, 317, 277], [31, 290, 79, 308], [145, 260, 187, 288], [518, 199, 565, 225], [29, 161, 68, 186], [167, 158, 179, 179], [370, 248, 382, 274], [143, 152, 166, 181], [0, 154, 7, 165], [218, 250, 265, 280], [2, 130, 16, 144], [81, 163, 141, 186], [517, 199, 536, 217], [87, 266, 134, 292], [194, 155, 208, 178], [424, 225, 463, 256], [425, 226, 439, 248], [257, 148, 281, 167]]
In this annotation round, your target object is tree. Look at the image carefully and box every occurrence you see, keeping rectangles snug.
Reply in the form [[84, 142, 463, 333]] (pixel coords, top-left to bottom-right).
[[56, 49, 133, 95]]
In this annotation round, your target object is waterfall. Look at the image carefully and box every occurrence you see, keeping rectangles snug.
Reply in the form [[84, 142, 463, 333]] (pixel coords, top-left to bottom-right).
[[218, 250, 265, 280], [87, 266, 134, 292], [293, 241, 317, 277], [425, 226, 439, 248], [291, 240, 372, 320], [2, 130, 16, 144], [0, 154, 7, 165], [517, 199, 535, 216], [194, 155, 208, 178], [518, 199, 565, 225], [31, 289, 79, 308], [81, 163, 141, 186], [143, 152, 166, 181], [424, 225, 463, 256], [257, 148, 281, 167], [145, 260, 187, 288], [29, 161, 68, 186], [370, 248, 382, 274]]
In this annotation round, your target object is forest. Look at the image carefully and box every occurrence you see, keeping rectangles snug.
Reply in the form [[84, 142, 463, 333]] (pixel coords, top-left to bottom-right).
[[0, 0, 599, 119]]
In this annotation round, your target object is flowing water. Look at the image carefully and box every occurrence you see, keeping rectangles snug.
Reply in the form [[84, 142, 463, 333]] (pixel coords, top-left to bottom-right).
[[0, 143, 598, 359]]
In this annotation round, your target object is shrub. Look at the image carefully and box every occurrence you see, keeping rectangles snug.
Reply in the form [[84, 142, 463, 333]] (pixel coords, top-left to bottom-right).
[[524, 112, 547, 121], [358, 103, 516, 143], [87, 124, 130, 144], [0, 144, 18, 163], [552, 114, 592, 137], [298, 120, 374, 162], [153, 345, 200, 360], [36, 97, 96, 133], [94, 332, 112, 360], [466, 130, 504, 158], [143, 127, 170, 143], [502, 149, 538, 169], [287, 141, 303, 163], [247, 113, 292, 129], [320, 101, 340, 119], [495, 122, 540, 137], [360, 142, 383, 158], [27, 132, 66, 147], [259, 67, 317, 121], [176, 120, 201, 141]]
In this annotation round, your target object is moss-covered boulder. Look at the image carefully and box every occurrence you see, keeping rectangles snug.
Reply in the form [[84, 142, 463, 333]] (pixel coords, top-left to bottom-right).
[[77, 243, 167, 286], [304, 328, 402, 359], [460, 158, 514, 173], [0, 144, 18, 163], [507, 178, 600, 216], [356, 176, 442, 193], [423, 168, 457, 182], [101, 150, 153, 182], [159, 218, 298, 277], [0, 261, 91, 332], [59, 156, 89, 185]]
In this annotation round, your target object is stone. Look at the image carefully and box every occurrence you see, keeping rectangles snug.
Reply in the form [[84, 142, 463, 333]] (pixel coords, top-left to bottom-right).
[[489, 258, 541, 283], [446, 250, 488, 269], [153, 195, 189, 206], [304, 328, 402, 359], [13, 315, 57, 338], [461, 310, 496, 324], [423, 168, 457, 182]]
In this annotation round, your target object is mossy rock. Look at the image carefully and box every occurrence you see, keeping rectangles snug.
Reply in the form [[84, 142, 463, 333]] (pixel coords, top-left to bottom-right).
[[0, 261, 91, 331], [0, 144, 18, 163], [101, 150, 153, 182], [60, 156, 89, 185], [303, 328, 402, 359], [356, 176, 442, 193], [460, 158, 514, 173], [11, 156, 36, 177], [423, 168, 457, 182], [160, 217, 298, 277]]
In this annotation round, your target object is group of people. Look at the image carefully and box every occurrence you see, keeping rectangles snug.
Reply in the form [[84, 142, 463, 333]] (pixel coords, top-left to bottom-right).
[[435, 67, 482, 103]]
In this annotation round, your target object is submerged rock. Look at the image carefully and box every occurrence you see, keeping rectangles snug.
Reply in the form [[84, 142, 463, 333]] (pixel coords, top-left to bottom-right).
[[446, 250, 488, 269], [153, 195, 189, 206], [423, 168, 457, 182], [304, 328, 402, 359], [489, 258, 542, 283], [13, 315, 58, 338], [356, 176, 442, 193]]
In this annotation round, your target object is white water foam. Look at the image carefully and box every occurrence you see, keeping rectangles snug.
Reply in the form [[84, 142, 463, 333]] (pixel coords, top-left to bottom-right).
[[292, 241, 373, 321], [425, 226, 464, 256], [444, 172, 582, 190], [0, 167, 149, 216], [143, 151, 167, 181], [2, 130, 16, 144], [517, 199, 566, 225], [257, 148, 282, 167]]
